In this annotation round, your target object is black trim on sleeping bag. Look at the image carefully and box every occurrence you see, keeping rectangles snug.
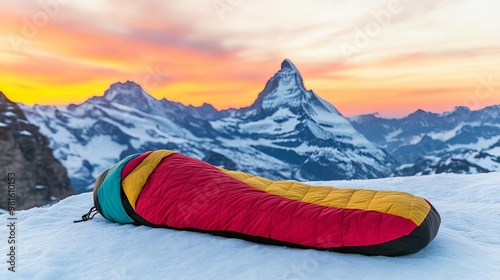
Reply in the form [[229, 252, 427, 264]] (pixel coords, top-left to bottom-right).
[[120, 185, 441, 256], [121, 186, 157, 227], [335, 204, 441, 256], [93, 168, 110, 218]]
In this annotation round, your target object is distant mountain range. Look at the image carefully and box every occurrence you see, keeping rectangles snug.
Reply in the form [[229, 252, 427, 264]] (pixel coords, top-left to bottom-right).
[[350, 107, 500, 176], [19, 60, 396, 193], [11, 59, 500, 193]]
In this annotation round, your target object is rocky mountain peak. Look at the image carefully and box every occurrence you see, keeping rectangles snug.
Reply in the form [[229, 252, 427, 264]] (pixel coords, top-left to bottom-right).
[[274, 59, 305, 91], [1, 91, 26, 119], [241, 59, 340, 118], [280, 58, 296, 69], [0, 92, 73, 210], [105, 80, 144, 97], [102, 80, 157, 111]]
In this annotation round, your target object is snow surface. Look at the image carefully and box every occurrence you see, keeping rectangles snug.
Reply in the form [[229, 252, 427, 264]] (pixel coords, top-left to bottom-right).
[[1, 173, 499, 279], [384, 128, 403, 143], [447, 136, 500, 152], [488, 146, 500, 157], [238, 108, 300, 134], [2, 111, 16, 117], [427, 123, 464, 142], [19, 130, 32, 136]]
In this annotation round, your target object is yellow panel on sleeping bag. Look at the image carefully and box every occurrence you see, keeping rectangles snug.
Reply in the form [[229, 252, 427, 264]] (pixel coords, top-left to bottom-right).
[[220, 168, 430, 226], [122, 150, 176, 210]]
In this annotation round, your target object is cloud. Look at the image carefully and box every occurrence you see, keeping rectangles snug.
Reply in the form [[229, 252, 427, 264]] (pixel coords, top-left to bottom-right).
[[0, 0, 499, 116]]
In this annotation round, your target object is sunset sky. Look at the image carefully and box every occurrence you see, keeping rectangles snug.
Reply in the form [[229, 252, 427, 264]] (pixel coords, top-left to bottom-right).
[[1, 0, 499, 117]]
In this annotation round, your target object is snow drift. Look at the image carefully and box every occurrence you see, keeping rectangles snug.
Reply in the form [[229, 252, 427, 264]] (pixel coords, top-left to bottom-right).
[[1, 173, 499, 279]]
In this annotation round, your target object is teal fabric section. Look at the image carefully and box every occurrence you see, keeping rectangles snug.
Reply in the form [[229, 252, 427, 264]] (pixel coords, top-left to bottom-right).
[[97, 154, 140, 224]]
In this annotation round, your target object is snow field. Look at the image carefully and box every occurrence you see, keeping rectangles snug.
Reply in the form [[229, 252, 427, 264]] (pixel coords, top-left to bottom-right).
[[1, 173, 499, 279]]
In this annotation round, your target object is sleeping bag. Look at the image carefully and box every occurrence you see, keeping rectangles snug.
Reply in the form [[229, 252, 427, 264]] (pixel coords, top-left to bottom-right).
[[83, 150, 440, 256]]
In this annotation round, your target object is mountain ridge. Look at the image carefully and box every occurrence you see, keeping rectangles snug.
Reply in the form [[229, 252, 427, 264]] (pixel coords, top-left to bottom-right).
[[350, 105, 500, 176], [12, 59, 500, 191], [19, 59, 397, 192]]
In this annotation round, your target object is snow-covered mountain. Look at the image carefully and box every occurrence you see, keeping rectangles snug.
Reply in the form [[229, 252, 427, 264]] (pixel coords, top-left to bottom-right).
[[350, 106, 500, 176], [212, 60, 396, 180], [20, 59, 396, 193], [21, 86, 218, 192], [2, 173, 499, 279]]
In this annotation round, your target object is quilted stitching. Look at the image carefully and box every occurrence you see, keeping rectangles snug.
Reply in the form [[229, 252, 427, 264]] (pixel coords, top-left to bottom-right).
[[221, 169, 430, 226], [134, 154, 417, 248]]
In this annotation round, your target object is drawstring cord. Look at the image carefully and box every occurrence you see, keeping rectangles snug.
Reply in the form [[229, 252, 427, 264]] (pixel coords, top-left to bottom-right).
[[74, 207, 98, 223]]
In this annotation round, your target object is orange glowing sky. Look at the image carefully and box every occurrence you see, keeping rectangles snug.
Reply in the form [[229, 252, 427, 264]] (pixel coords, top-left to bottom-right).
[[1, 0, 499, 117]]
